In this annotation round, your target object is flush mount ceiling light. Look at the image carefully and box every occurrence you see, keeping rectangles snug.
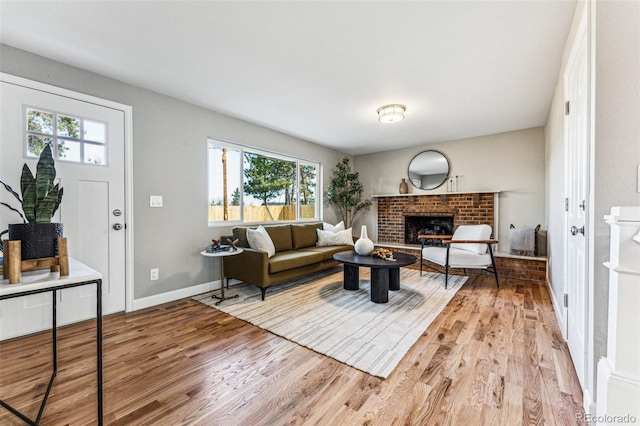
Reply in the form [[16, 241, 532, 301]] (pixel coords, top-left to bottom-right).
[[377, 104, 406, 123]]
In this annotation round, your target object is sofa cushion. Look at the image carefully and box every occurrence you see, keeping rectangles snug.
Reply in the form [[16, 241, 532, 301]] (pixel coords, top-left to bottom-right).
[[291, 223, 322, 249], [268, 250, 324, 274], [422, 246, 491, 268], [264, 225, 293, 252], [303, 245, 353, 261]]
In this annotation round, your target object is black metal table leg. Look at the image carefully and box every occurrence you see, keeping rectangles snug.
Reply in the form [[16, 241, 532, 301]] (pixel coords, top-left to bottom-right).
[[0, 277, 104, 426], [97, 279, 103, 426], [212, 257, 238, 305]]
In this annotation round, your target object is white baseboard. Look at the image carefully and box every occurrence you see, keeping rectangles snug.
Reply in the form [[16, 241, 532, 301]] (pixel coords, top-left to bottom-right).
[[132, 279, 221, 311], [584, 388, 596, 419]]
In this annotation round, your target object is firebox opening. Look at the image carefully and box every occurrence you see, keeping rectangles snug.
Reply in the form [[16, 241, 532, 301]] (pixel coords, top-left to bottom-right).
[[405, 215, 454, 245]]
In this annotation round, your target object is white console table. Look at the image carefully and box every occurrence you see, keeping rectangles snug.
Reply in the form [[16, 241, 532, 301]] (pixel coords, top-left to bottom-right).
[[597, 206, 640, 422], [0, 258, 103, 426]]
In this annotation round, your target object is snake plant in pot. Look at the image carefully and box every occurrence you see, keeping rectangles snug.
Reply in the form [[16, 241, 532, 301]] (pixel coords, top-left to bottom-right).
[[0, 144, 64, 260]]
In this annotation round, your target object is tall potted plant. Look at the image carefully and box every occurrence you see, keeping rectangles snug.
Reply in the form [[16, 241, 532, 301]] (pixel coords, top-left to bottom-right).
[[0, 144, 64, 259], [325, 157, 371, 228]]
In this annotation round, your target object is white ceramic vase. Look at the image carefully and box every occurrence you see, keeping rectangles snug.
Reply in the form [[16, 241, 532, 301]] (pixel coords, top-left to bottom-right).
[[354, 225, 374, 256]]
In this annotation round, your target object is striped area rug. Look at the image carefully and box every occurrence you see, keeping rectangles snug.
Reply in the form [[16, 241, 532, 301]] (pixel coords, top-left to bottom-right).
[[193, 267, 466, 379]]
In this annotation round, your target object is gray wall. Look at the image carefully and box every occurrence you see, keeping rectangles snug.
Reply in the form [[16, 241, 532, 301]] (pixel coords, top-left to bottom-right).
[[545, 0, 640, 408], [353, 127, 546, 253], [592, 0, 640, 405], [0, 44, 347, 301]]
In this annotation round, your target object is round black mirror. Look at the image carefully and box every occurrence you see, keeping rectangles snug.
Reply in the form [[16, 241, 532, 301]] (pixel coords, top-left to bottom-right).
[[407, 150, 449, 190]]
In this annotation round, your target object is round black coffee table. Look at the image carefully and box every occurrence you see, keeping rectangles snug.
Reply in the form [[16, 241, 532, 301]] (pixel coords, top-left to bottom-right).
[[333, 250, 417, 303]]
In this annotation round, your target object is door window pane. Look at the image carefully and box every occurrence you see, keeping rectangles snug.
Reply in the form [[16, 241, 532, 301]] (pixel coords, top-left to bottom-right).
[[27, 109, 54, 134], [27, 135, 54, 157], [57, 115, 81, 138], [58, 140, 81, 162], [85, 144, 106, 165], [84, 120, 106, 143]]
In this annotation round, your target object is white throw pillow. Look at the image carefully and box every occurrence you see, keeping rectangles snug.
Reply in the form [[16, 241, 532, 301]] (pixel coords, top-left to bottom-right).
[[246, 225, 276, 258], [316, 227, 354, 247], [322, 221, 345, 233]]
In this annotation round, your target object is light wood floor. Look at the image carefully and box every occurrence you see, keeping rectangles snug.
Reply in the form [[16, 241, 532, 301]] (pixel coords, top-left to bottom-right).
[[0, 274, 584, 425]]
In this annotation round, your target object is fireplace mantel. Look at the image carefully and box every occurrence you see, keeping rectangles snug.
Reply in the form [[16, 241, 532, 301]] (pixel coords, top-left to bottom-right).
[[372, 190, 501, 198]]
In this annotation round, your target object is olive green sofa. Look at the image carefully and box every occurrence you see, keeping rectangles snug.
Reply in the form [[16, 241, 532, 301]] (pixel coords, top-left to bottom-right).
[[223, 222, 353, 300]]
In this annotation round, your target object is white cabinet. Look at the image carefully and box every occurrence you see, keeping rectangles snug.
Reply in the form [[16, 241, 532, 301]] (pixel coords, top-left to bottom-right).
[[597, 206, 640, 423]]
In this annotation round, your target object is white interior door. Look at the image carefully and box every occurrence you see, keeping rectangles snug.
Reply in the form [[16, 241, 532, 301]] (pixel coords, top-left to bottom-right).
[[0, 78, 127, 340], [564, 10, 589, 389]]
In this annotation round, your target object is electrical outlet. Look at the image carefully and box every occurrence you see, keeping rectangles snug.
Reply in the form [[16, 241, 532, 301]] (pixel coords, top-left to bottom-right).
[[150, 195, 163, 207], [150, 268, 159, 281]]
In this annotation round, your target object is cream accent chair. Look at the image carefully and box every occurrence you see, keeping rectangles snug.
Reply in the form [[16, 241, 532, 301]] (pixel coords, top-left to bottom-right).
[[420, 224, 499, 289]]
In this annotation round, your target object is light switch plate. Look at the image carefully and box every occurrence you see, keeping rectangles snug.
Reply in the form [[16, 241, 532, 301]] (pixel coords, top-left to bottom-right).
[[150, 195, 163, 207]]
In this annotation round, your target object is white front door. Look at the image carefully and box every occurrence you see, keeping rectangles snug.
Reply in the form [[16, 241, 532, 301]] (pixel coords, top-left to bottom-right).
[[0, 77, 128, 340], [563, 9, 589, 389]]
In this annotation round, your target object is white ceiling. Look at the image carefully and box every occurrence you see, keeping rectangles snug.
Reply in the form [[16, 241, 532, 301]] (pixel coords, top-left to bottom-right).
[[0, 1, 576, 156]]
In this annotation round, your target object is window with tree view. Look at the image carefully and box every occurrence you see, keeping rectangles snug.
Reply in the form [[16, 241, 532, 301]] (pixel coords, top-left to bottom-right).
[[208, 140, 319, 224], [26, 107, 108, 165]]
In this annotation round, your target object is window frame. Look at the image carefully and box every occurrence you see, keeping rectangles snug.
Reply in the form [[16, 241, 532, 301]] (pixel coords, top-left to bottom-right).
[[207, 138, 322, 227]]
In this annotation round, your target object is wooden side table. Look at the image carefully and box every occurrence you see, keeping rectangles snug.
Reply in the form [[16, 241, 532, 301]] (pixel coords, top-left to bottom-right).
[[200, 248, 243, 305]]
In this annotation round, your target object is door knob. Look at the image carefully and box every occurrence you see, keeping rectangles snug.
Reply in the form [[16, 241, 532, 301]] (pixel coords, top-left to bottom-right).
[[113, 209, 122, 217], [570, 225, 585, 236], [113, 223, 123, 231]]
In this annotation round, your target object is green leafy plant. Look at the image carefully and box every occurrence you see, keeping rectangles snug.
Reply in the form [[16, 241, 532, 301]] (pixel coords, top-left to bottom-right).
[[325, 157, 371, 228], [0, 144, 64, 223]]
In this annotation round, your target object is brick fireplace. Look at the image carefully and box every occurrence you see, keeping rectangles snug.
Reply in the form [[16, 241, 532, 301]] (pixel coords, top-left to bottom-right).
[[376, 192, 497, 244], [375, 191, 547, 283]]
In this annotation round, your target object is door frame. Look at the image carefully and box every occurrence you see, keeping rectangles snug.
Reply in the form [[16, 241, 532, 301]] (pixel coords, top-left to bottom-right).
[[0, 72, 135, 312]]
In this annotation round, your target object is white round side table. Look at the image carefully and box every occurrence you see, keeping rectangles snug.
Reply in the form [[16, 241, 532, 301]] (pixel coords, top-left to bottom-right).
[[200, 247, 243, 305]]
